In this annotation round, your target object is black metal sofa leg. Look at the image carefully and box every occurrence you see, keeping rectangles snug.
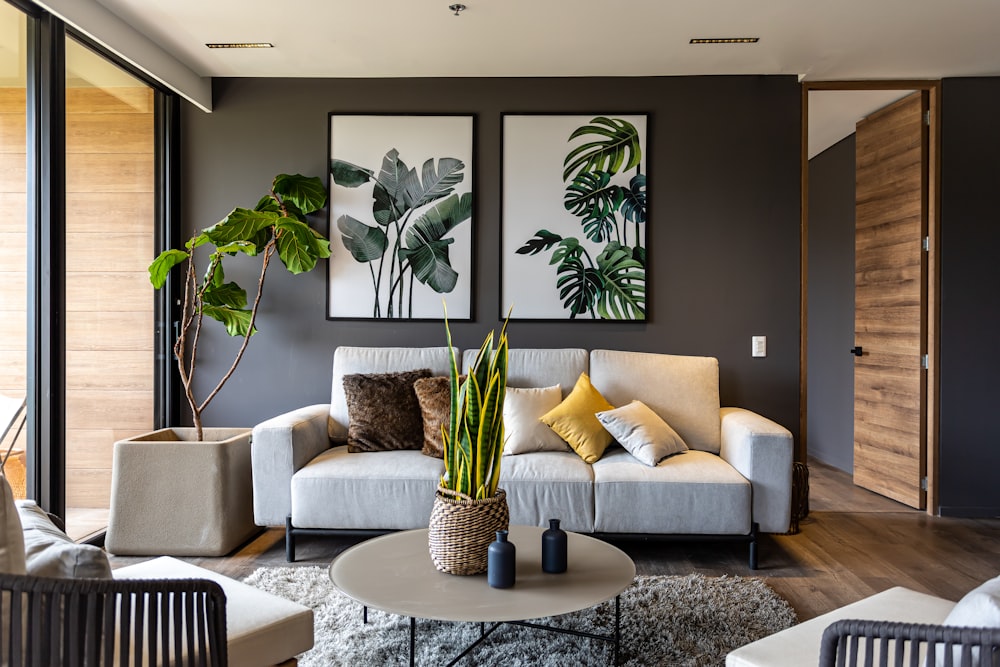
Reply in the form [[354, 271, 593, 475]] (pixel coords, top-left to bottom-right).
[[748, 522, 759, 570], [286, 514, 296, 562]]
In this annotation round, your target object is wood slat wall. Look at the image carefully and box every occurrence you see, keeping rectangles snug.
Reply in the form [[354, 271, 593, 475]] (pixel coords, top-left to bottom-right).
[[0, 85, 155, 508]]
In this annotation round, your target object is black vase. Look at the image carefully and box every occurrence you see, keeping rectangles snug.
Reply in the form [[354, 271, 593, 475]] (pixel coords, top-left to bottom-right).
[[488, 530, 515, 588], [542, 518, 567, 574]]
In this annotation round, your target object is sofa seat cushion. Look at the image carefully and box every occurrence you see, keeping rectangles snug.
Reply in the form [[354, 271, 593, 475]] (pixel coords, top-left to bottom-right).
[[291, 446, 444, 529], [113, 556, 313, 667], [726, 586, 956, 667], [590, 350, 722, 453], [592, 449, 750, 534], [497, 452, 595, 532]]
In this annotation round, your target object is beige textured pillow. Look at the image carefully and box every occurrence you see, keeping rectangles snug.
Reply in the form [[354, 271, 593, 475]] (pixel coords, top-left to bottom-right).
[[596, 400, 689, 466], [0, 473, 26, 574], [503, 385, 569, 455], [413, 375, 464, 458], [540, 373, 615, 464], [343, 369, 432, 452]]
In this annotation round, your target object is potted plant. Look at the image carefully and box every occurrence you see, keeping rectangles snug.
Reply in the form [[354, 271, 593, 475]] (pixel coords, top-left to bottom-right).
[[105, 173, 330, 556], [428, 311, 510, 575]]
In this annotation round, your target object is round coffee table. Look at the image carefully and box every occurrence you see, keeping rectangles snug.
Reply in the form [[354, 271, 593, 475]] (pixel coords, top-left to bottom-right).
[[329, 524, 635, 666]]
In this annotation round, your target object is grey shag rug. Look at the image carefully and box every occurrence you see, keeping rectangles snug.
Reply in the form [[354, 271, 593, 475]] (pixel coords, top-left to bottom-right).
[[243, 567, 796, 666]]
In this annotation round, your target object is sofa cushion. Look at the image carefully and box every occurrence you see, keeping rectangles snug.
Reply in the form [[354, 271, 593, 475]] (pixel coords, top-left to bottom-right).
[[540, 373, 615, 464], [497, 452, 595, 532], [413, 375, 455, 458], [596, 400, 689, 466], [590, 350, 722, 453], [291, 446, 444, 529], [503, 385, 570, 455], [17, 500, 111, 578], [330, 346, 454, 442], [592, 449, 750, 534], [343, 368, 432, 452], [0, 473, 25, 575], [942, 575, 1000, 628], [466, 348, 588, 399], [113, 556, 313, 667]]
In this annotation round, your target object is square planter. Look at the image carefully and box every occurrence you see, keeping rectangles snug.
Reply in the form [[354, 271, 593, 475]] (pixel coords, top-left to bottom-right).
[[105, 427, 260, 557]]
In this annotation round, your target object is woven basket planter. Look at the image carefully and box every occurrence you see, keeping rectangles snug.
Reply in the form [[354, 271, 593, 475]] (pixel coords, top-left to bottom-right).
[[428, 486, 509, 575]]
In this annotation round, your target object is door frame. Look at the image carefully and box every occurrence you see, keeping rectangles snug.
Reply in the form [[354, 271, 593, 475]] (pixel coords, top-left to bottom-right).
[[800, 80, 942, 514]]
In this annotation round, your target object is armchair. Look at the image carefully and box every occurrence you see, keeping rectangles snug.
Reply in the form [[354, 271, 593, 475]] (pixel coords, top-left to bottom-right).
[[819, 619, 1000, 667], [1, 571, 227, 666]]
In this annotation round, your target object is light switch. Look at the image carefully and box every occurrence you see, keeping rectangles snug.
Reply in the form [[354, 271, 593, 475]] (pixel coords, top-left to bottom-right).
[[752, 336, 767, 358]]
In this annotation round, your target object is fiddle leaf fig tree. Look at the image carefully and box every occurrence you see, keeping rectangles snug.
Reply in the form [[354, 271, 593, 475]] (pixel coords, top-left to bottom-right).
[[149, 173, 331, 439]]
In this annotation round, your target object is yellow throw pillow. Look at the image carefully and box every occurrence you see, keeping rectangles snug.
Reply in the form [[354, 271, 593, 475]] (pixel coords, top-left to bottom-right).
[[540, 373, 615, 463]]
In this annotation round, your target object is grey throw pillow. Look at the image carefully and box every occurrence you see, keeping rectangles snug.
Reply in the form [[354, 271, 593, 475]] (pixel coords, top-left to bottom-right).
[[596, 400, 688, 466], [17, 500, 111, 578], [343, 369, 432, 452]]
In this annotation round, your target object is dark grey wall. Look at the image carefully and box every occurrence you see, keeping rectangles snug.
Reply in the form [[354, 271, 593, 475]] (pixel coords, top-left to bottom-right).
[[807, 135, 856, 472], [938, 77, 1000, 517], [179, 76, 802, 442]]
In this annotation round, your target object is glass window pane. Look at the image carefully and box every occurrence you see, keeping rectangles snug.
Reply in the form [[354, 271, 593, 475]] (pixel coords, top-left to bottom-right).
[[0, 3, 28, 501], [65, 37, 155, 540]]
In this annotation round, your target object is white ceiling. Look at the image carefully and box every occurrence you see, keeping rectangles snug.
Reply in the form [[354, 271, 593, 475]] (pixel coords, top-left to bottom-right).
[[32, 0, 1000, 152]]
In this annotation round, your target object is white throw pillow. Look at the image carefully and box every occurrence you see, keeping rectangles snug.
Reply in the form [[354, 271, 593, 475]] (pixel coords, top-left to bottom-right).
[[0, 473, 26, 574], [596, 400, 688, 466], [503, 385, 570, 455], [928, 575, 1000, 666]]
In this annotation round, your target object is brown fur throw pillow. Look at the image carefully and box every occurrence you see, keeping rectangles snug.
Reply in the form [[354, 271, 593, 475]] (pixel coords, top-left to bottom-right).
[[343, 369, 432, 452], [413, 375, 464, 458]]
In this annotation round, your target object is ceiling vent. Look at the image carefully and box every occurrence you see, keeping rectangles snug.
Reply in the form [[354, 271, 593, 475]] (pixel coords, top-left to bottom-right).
[[689, 37, 760, 45], [205, 43, 274, 49]]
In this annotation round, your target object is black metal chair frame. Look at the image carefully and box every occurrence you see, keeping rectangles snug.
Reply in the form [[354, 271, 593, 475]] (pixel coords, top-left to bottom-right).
[[1, 572, 228, 667], [820, 618, 1000, 667]]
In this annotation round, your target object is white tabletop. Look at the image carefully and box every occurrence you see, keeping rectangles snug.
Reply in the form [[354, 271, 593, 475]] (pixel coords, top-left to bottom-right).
[[329, 525, 636, 623]]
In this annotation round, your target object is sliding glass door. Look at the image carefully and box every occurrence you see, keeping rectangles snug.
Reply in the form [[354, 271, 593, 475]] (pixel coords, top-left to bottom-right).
[[63, 37, 155, 539]]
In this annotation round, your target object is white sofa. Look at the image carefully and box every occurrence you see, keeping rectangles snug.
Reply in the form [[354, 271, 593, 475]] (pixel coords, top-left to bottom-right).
[[252, 347, 794, 568]]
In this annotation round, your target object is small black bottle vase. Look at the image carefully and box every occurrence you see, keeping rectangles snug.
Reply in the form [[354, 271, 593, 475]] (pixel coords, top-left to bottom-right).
[[488, 530, 515, 588], [542, 519, 567, 574]]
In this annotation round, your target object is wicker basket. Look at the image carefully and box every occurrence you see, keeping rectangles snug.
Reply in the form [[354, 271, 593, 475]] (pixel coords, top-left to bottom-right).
[[1, 449, 26, 500], [428, 486, 509, 575]]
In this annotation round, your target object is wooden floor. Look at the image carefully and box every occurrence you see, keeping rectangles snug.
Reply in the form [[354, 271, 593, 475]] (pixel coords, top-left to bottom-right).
[[108, 458, 1000, 622]]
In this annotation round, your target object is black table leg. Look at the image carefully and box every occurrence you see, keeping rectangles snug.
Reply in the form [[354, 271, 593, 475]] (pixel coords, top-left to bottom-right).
[[410, 616, 416, 667], [614, 595, 621, 666]]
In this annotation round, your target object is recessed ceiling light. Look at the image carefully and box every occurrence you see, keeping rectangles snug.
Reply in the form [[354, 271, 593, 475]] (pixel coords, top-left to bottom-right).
[[205, 42, 274, 49], [689, 37, 759, 45]]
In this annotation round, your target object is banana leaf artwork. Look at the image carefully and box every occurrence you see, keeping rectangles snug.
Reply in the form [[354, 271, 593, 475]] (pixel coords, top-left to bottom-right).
[[327, 114, 474, 320], [502, 114, 647, 320]]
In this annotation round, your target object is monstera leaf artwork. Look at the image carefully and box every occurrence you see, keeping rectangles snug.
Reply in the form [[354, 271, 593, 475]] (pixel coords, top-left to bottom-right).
[[506, 115, 648, 320], [328, 115, 474, 320]]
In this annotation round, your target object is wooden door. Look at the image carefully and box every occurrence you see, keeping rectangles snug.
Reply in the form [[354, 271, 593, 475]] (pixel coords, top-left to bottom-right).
[[853, 91, 927, 509]]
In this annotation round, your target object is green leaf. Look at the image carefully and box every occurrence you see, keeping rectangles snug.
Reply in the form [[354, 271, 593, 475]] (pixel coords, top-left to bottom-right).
[[376, 149, 411, 216], [563, 170, 623, 242], [148, 249, 188, 288], [202, 281, 247, 309], [555, 250, 601, 318], [201, 303, 256, 338], [254, 195, 281, 214], [402, 157, 465, 210], [400, 193, 472, 293], [551, 237, 582, 266], [563, 117, 641, 181], [330, 159, 374, 188], [338, 214, 388, 263], [516, 230, 563, 256], [621, 173, 647, 224], [275, 218, 332, 274], [215, 240, 258, 256], [595, 243, 646, 320], [185, 233, 209, 251], [372, 183, 403, 227], [273, 174, 327, 215], [205, 208, 281, 247]]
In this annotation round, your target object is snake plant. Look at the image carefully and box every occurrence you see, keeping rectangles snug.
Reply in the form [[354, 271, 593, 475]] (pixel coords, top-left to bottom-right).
[[440, 311, 509, 500]]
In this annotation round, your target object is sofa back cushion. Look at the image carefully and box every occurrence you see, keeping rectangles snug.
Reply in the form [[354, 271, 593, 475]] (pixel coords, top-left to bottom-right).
[[462, 348, 588, 399], [1, 473, 25, 574], [589, 350, 721, 453], [330, 347, 454, 442]]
